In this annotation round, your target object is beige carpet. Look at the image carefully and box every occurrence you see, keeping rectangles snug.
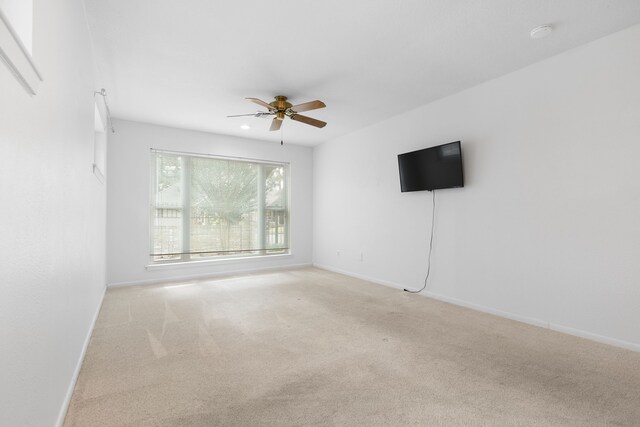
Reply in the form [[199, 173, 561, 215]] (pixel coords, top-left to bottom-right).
[[64, 267, 640, 426]]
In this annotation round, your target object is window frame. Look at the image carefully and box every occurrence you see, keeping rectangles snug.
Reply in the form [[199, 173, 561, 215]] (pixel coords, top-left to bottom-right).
[[148, 149, 291, 266], [92, 102, 107, 183]]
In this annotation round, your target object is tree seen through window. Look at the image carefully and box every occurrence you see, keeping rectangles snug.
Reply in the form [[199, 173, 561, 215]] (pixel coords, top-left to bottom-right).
[[151, 151, 289, 262]]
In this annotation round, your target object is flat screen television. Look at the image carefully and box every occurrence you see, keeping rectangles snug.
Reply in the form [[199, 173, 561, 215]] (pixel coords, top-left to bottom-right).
[[398, 141, 464, 192]]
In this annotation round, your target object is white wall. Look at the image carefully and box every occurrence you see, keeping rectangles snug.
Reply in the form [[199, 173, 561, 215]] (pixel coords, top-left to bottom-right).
[[313, 24, 640, 350], [0, 0, 106, 425], [107, 120, 313, 286]]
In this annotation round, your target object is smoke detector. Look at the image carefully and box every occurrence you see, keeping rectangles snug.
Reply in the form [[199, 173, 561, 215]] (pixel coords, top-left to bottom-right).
[[530, 24, 553, 39]]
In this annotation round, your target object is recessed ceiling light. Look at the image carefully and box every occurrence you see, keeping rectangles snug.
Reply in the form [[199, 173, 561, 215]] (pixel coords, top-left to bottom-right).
[[240, 124, 251, 130], [530, 24, 553, 39]]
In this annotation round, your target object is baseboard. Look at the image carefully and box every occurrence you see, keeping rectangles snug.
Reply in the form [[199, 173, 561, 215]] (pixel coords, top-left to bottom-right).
[[55, 285, 107, 427], [313, 263, 406, 291], [108, 263, 313, 288], [312, 264, 640, 353], [549, 323, 640, 352], [421, 290, 550, 329]]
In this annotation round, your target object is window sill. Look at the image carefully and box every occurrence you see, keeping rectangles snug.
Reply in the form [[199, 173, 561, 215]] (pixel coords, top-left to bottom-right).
[[0, 9, 42, 95], [146, 253, 293, 271]]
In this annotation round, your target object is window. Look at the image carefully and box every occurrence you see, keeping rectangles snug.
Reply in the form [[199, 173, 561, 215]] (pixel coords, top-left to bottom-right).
[[93, 102, 107, 182], [150, 150, 289, 263]]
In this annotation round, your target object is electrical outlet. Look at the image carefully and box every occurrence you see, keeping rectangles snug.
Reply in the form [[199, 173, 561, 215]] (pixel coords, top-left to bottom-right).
[[360, 252, 364, 262], [337, 250, 341, 256]]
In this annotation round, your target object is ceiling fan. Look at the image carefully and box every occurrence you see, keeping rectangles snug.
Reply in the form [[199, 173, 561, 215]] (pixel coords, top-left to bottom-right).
[[227, 96, 327, 131]]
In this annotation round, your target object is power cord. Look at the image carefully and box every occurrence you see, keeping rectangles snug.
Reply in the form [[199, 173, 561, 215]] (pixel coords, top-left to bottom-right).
[[404, 189, 436, 293]]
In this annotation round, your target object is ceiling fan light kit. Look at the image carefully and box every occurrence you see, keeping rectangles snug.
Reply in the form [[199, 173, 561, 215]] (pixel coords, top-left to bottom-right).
[[228, 95, 327, 132]]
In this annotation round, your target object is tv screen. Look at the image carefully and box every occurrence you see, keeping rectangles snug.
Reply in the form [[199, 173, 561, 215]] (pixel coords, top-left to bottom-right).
[[398, 141, 464, 192]]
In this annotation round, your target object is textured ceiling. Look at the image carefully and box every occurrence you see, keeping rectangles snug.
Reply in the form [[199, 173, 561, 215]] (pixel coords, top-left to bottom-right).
[[84, 0, 640, 146]]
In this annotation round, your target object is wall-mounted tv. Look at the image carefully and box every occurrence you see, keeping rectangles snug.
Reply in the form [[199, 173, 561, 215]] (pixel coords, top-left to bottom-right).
[[398, 141, 464, 192]]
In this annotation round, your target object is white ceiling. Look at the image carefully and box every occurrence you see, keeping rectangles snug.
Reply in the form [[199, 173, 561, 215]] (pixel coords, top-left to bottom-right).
[[84, 0, 640, 146]]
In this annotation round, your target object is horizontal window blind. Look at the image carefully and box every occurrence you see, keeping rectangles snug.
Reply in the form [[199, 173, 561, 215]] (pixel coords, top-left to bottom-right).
[[150, 150, 289, 263]]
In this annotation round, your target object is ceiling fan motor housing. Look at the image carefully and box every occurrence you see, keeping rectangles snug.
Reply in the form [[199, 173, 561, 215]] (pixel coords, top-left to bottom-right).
[[270, 95, 292, 120]]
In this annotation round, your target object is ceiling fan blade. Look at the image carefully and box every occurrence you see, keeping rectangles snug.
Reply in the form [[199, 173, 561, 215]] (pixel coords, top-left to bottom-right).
[[290, 114, 327, 128], [246, 97, 277, 111], [269, 117, 283, 131], [227, 113, 260, 118], [290, 100, 326, 113], [227, 112, 275, 118]]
